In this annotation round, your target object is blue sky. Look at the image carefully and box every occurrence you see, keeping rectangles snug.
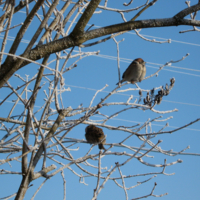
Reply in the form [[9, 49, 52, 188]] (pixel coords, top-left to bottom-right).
[[0, 0, 200, 199]]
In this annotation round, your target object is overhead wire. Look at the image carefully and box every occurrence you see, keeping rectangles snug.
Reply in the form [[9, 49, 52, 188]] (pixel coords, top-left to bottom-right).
[[1, 99, 200, 132], [65, 84, 200, 107], [92, 53, 200, 77], [1, 34, 199, 77]]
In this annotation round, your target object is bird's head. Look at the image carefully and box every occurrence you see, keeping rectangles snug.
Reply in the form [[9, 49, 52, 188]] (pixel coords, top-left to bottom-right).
[[134, 58, 146, 66]]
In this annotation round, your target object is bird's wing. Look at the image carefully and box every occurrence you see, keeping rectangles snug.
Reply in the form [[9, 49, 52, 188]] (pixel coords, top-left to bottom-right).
[[122, 61, 136, 79]]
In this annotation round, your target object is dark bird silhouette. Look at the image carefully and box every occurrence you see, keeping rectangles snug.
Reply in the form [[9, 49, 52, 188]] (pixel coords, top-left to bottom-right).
[[116, 58, 146, 85], [85, 125, 106, 150]]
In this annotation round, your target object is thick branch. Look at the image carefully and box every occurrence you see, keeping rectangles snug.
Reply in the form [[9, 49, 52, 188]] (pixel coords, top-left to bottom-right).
[[70, 0, 101, 37], [174, 3, 200, 19], [5, 18, 200, 64]]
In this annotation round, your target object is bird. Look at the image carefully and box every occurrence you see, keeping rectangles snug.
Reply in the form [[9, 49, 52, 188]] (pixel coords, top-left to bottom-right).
[[116, 58, 146, 85], [85, 125, 106, 150]]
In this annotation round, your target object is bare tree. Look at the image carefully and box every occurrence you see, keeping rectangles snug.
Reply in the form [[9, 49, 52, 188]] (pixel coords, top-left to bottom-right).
[[0, 0, 199, 199]]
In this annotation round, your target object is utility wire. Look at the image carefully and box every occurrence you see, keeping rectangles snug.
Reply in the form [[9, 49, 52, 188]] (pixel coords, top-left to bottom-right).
[[1, 99, 200, 132]]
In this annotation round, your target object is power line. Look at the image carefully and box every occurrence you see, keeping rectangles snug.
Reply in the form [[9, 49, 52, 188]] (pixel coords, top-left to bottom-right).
[[146, 65, 200, 77], [127, 32, 200, 47], [65, 84, 200, 107], [94, 54, 200, 77], [91, 115, 200, 132], [1, 99, 199, 132], [2, 34, 199, 76], [116, 57, 200, 72]]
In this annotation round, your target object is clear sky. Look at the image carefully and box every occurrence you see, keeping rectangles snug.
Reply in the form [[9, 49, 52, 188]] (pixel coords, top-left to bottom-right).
[[0, 0, 200, 199]]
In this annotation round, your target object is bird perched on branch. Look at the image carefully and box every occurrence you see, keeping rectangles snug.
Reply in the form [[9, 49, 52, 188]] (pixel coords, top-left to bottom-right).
[[116, 58, 146, 85], [85, 125, 106, 150]]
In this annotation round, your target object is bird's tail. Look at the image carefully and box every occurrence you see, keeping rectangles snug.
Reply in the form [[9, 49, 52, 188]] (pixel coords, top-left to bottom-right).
[[98, 143, 106, 150]]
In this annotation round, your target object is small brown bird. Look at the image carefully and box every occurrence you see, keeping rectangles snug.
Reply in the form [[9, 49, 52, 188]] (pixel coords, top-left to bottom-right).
[[85, 125, 106, 150], [117, 58, 146, 85]]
